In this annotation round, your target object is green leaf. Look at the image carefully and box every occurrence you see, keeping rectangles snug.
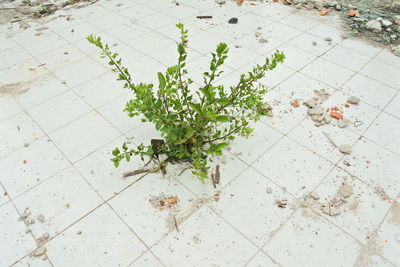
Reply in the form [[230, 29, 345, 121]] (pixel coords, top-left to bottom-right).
[[158, 72, 166, 90], [216, 115, 229, 122], [188, 103, 202, 115], [112, 148, 120, 156], [175, 138, 188, 145], [185, 128, 195, 138]]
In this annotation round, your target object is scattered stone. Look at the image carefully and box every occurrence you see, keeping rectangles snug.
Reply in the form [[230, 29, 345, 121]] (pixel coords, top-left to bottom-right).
[[255, 32, 261, 37], [348, 9, 359, 17], [322, 204, 341, 216], [339, 144, 352, 154], [32, 246, 46, 257], [347, 95, 360, 104], [228, 17, 238, 24], [308, 107, 324, 116], [275, 199, 288, 208], [42, 232, 50, 240], [312, 41, 317, 46], [381, 19, 393, 27], [310, 192, 320, 200], [215, 0, 225, 4], [366, 20, 382, 32], [337, 118, 349, 128], [339, 182, 353, 198], [324, 36, 332, 41], [36, 214, 45, 223], [24, 143, 30, 147], [393, 45, 400, 56], [77, 230, 82, 235], [258, 38, 268, 43], [304, 98, 318, 108], [20, 210, 30, 219], [266, 187, 272, 193], [323, 115, 332, 124]]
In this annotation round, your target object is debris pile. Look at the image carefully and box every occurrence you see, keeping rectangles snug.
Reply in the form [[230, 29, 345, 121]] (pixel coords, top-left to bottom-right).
[[295, 92, 360, 128], [290, 181, 355, 216], [280, 0, 400, 55], [149, 194, 179, 211]]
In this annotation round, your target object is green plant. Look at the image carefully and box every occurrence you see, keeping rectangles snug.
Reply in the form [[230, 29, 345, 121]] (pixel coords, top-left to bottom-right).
[[87, 24, 285, 182]]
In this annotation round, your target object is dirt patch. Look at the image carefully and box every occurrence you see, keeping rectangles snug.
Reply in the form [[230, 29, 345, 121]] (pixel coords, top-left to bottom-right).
[[387, 202, 400, 225], [0, 0, 98, 27], [354, 230, 383, 267], [0, 82, 29, 96]]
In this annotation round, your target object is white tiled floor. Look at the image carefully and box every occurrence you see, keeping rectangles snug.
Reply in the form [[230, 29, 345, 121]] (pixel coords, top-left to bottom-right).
[[1, 0, 400, 266]]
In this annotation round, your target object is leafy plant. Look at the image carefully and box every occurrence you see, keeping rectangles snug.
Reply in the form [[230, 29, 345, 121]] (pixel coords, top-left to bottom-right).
[[87, 23, 285, 182]]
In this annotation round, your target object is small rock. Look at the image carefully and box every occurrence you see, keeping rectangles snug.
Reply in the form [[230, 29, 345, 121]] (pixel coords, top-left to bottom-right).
[[324, 36, 332, 41], [322, 205, 341, 216], [339, 144, 352, 154], [275, 199, 288, 208], [308, 107, 324, 116], [20, 210, 30, 219], [258, 38, 268, 43], [329, 207, 341, 216], [228, 17, 238, 24], [24, 143, 30, 147], [77, 230, 82, 235], [335, 4, 341, 10], [33, 246, 46, 257], [310, 192, 320, 200], [255, 32, 261, 37], [347, 95, 360, 104], [36, 214, 45, 223], [366, 20, 382, 32], [305, 3, 314, 9], [339, 182, 353, 198], [304, 98, 317, 108], [42, 232, 50, 240], [312, 41, 317, 46], [323, 115, 332, 124], [381, 19, 393, 27], [296, 3, 302, 9], [392, 45, 400, 56], [266, 187, 272, 193], [215, 0, 225, 4], [337, 119, 348, 128]]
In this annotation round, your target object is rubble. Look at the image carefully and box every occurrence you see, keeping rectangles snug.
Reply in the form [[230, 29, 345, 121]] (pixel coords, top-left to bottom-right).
[[339, 144, 352, 154], [283, 0, 400, 56], [366, 20, 382, 32]]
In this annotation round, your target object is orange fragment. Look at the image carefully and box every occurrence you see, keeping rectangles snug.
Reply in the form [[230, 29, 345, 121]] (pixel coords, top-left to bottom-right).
[[22, 160, 27, 164], [319, 9, 329, 16], [292, 103, 300, 108], [250, 3, 256, 6], [237, 0, 244, 3], [330, 111, 343, 119], [166, 196, 178, 205], [273, 0, 278, 2], [344, 103, 350, 108], [348, 9, 359, 17], [326, 108, 330, 112], [333, 106, 340, 111]]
